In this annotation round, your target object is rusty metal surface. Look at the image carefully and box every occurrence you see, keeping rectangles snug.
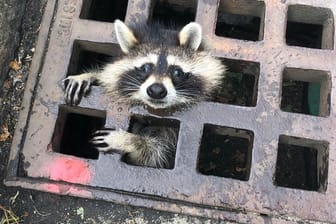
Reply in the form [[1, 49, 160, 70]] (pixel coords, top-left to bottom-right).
[[5, 0, 336, 222]]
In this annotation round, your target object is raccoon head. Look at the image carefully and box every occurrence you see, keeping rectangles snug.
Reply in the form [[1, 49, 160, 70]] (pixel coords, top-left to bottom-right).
[[106, 20, 225, 109]]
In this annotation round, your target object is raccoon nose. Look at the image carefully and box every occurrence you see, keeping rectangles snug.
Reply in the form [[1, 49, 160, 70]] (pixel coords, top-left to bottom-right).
[[147, 83, 167, 99]]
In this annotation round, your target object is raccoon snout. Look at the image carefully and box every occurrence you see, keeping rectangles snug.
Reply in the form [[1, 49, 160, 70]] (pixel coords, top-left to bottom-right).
[[147, 83, 167, 99]]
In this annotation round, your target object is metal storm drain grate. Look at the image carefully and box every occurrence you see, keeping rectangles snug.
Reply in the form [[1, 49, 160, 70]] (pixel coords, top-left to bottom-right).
[[5, 0, 336, 222]]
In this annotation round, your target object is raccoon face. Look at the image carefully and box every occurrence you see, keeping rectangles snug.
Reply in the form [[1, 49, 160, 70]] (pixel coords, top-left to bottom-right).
[[109, 20, 225, 109]]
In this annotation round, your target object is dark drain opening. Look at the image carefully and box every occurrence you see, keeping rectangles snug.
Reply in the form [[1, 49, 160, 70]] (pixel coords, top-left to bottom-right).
[[151, 0, 197, 28], [286, 22, 323, 49], [281, 67, 331, 117], [281, 79, 310, 114], [216, 0, 265, 41], [213, 58, 259, 107], [197, 124, 253, 181], [67, 40, 122, 77], [275, 135, 329, 192], [286, 5, 334, 49], [123, 115, 180, 169], [80, 0, 128, 22], [216, 13, 261, 41], [52, 105, 106, 159]]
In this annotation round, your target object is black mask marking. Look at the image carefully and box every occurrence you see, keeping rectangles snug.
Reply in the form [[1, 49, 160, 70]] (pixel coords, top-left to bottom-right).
[[167, 65, 204, 99], [156, 50, 168, 75], [117, 66, 153, 97]]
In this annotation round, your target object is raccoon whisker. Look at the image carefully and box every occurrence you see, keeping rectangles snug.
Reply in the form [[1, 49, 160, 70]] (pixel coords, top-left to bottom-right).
[[122, 87, 140, 90], [118, 81, 140, 88], [119, 89, 140, 96], [105, 89, 136, 100], [175, 94, 195, 100], [120, 79, 142, 87], [176, 86, 204, 93], [177, 94, 198, 99], [124, 77, 142, 85], [121, 90, 140, 94], [176, 89, 201, 93], [176, 94, 205, 104], [175, 86, 202, 93], [117, 74, 142, 87], [121, 74, 143, 84], [119, 80, 141, 88], [176, 91, 202, 98]]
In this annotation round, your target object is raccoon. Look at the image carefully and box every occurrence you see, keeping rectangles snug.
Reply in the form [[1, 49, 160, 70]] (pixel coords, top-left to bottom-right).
[[63, 20, 225, 168]]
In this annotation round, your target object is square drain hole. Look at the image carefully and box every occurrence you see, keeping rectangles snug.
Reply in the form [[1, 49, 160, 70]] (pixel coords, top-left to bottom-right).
[[286, 5, 334, 49], [197, 124, 254, 181], [216, 0, 265, 41], [151, 0, 197, 28], [80, 0, 128, 22], [67, 40, 122, 76], [52, 105, 106, 159], [281, 67, 331, 117], [275, 135, 329, 192], [123, 115, 180, 169], [213, 58, 259, 107]]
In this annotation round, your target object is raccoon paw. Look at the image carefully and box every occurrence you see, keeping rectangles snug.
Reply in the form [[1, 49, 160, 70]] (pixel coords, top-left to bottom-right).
[[90, 128, 117, 152], [63, 74, 92, 106]]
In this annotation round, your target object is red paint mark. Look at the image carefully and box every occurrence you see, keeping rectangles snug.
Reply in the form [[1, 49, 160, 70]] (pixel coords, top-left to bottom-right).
[[42, 183, 60, 194], [40, 183, 93, 198], [48, 157, 92, 184], [67, 187, 93, 198]]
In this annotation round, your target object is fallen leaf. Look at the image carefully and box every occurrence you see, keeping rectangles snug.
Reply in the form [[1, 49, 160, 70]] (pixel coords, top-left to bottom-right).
[[9, 60, 21, 71], [0, 204, 21, 224], [76, 207, 84, 220], [3, 79, 11, 89], [9, 191, 19, 205], [0, 125, 10, 142]]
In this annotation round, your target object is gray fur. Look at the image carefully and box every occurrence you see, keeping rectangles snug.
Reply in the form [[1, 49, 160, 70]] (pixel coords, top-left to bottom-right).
[[126, 126, 178, 168]]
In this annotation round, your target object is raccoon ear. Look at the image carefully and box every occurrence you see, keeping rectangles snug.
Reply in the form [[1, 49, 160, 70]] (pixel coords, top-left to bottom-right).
[[114, 20, 138, 54], [178, 22, 202, 50]]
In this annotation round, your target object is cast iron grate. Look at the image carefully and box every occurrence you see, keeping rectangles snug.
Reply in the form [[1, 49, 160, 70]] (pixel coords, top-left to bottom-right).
[[5, 0, 336, 223]]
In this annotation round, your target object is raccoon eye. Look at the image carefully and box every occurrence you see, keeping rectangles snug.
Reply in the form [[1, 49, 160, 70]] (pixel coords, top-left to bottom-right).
[[170, 66, 190, 82], [171, 67, 183, 78], [139, 63, 153, 74]]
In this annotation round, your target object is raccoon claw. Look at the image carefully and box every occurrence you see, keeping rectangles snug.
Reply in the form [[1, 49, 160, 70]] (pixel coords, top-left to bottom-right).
[[63, 76, 91, 106], [90, 129, 115, 152], [91, 128, 115, 137]]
